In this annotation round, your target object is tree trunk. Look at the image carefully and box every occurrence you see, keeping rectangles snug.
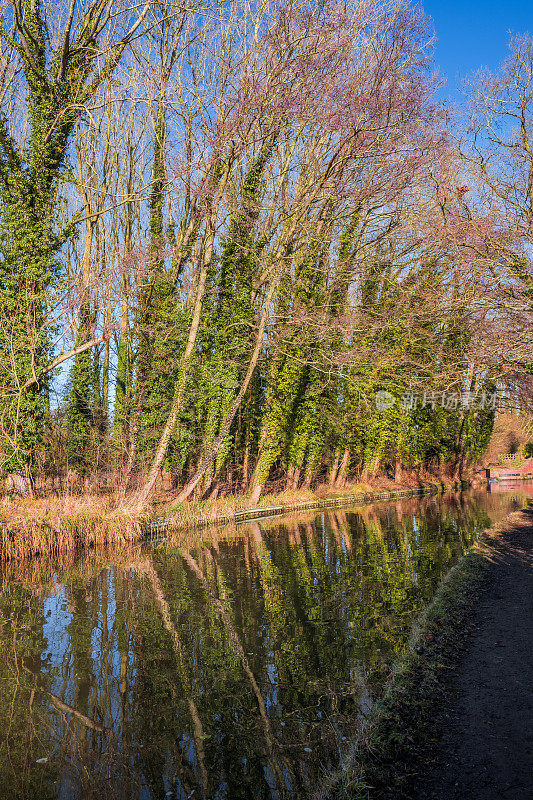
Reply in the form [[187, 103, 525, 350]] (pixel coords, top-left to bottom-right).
[[242, 439, 251, 491], [102, 336, 110, 425], [114, 290, 130, 440], [291, 466, 301, 491], [286, 465, 295, 491], [250, 485, 262, 506], [394, 460, 403, 482], [328, 449, 340, 486], [174, 281, 277, 504], [335, 448, 350, 487], [303, 463, 313, 489], [126, 257, 209, 512]]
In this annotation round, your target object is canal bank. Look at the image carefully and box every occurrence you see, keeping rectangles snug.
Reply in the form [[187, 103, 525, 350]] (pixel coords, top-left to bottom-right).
[[327, 505, 533, 800], [145, 479, 470, 535], [1, 479, 469, 562]]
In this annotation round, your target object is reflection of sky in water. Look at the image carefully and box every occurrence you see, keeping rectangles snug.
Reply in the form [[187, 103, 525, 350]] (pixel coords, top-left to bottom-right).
[[0, 488, 526, 800], [41, 570, 138, 733], [43, 586, 72, 679]]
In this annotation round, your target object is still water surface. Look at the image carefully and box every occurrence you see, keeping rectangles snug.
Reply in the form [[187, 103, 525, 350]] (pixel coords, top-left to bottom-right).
[[0, 486, 530, 800]]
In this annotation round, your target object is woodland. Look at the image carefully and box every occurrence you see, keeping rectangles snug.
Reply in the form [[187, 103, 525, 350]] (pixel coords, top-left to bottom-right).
[[0, 0, 532, 513]]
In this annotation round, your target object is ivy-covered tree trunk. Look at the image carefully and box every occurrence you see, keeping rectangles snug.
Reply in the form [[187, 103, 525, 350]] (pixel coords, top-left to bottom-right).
[[114, 291, 131, 442], [65, 218, 98, 472], [197, 137, 276, 494], [0, 0, 150, 473], [64, 308, 96, 471], [249, 212, 331, 502], [0, 170, 56, 470], [128, 156, 233, 510], [132, 100, 179, 471]]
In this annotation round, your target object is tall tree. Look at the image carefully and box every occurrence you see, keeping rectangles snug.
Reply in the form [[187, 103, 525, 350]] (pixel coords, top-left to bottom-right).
[[0, 0, 152, 474]]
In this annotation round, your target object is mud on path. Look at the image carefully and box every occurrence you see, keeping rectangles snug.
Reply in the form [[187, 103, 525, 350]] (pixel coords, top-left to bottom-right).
[[412, 508, 533, 800]]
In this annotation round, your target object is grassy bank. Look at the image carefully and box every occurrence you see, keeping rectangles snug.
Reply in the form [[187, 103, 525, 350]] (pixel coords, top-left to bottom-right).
[[0, 496, 139, 562], [321, 510, 526, 800], [147, 477, 467, 534], [0, 477, 467, 562]]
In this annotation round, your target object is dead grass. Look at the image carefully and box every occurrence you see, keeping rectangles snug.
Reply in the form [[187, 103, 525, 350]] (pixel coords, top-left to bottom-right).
[[162, 486, 321, 522], [157, 476, 452, 531], [161, 476, 434, 518], [0, 494, 140, 562], [0, 475, 462, 562]]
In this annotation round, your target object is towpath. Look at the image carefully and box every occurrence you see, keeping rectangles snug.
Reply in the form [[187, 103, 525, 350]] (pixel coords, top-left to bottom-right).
[[413, 507, 533, 800]]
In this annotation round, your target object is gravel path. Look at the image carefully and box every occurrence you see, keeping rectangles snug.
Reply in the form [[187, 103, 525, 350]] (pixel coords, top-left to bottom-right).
[[413, 507, 533, 800]]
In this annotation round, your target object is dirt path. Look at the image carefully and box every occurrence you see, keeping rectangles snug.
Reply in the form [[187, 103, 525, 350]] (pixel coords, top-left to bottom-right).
[[412, 508, 533, 800]]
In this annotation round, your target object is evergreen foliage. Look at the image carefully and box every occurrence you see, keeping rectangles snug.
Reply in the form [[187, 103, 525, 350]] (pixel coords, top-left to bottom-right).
[[0, 0, 146, 472], [2, 0, 531, 499]]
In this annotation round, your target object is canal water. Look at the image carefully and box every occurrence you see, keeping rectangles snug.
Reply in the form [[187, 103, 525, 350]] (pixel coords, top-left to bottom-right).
[[0, 486, 530, 800]]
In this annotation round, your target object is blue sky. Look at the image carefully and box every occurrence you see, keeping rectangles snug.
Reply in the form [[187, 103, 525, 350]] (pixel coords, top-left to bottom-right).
[[422, 0, 533, 103]]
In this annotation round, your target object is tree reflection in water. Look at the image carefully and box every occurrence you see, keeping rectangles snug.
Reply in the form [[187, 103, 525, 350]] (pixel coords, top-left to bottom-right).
[[0, 489, 526, 800]]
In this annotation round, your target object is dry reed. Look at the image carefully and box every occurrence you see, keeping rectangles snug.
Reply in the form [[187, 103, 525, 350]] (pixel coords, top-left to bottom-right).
[[0, 494, 140, 562], [0, 475, 462, 563]]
